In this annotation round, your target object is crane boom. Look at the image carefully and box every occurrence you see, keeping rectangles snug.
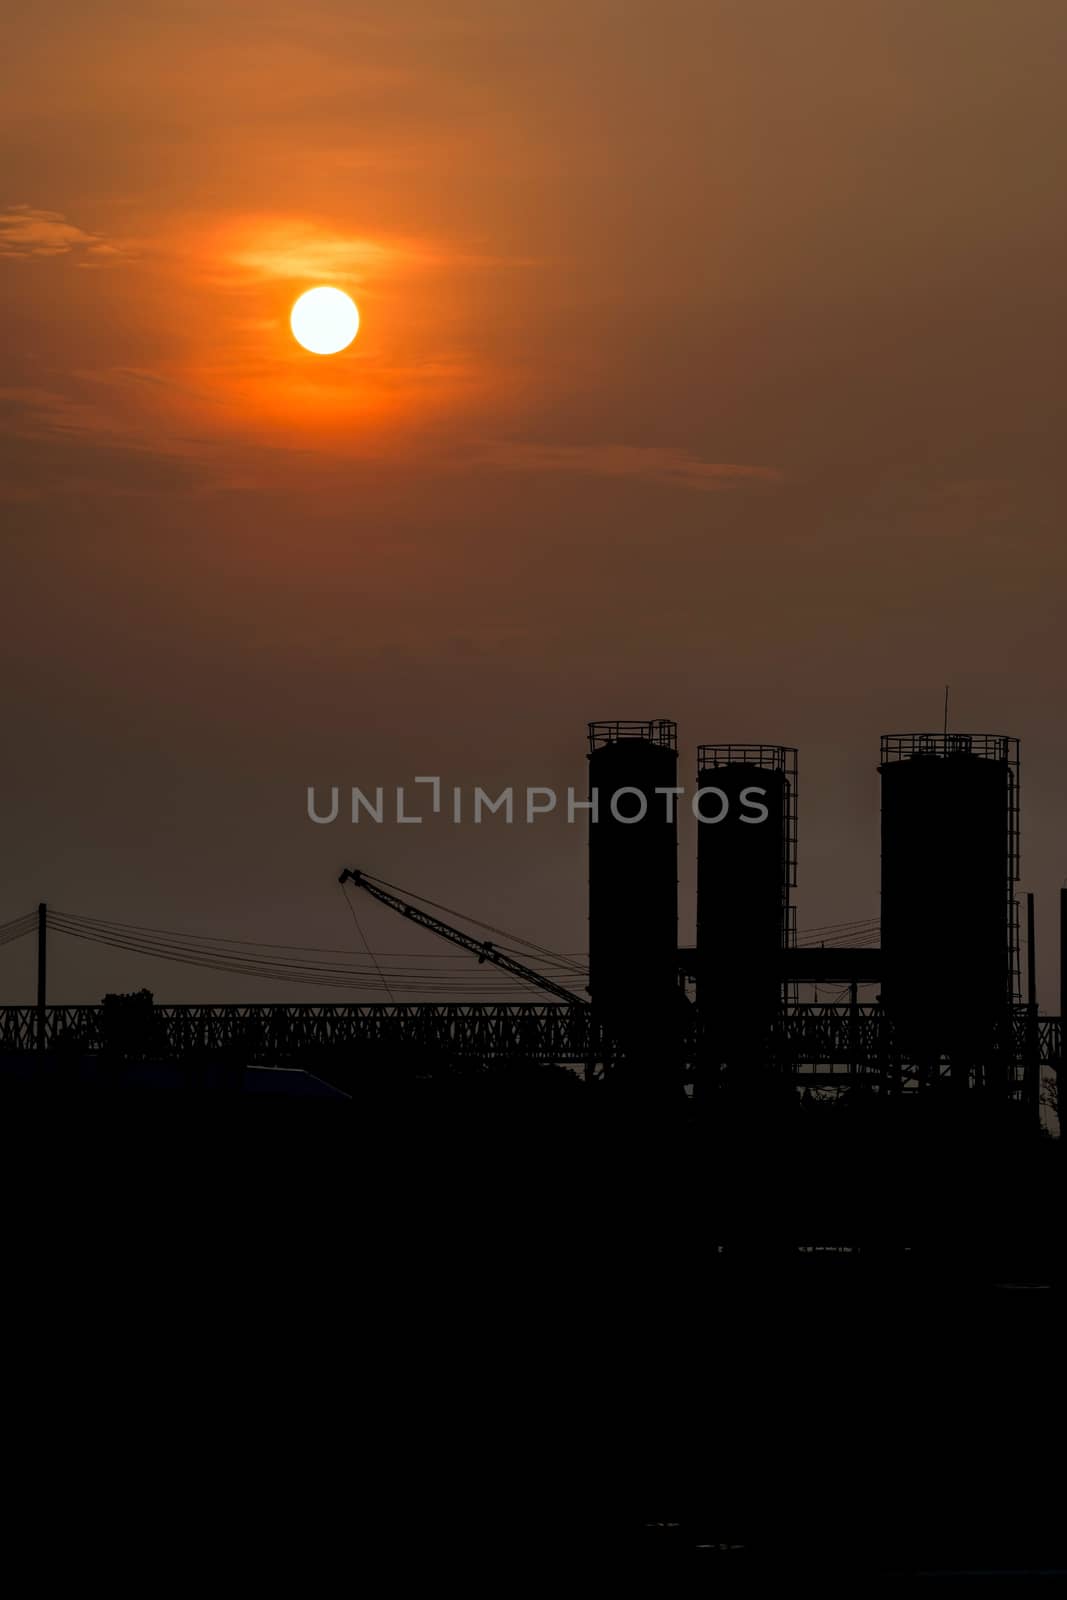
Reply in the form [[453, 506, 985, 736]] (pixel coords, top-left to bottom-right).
[[338, 868, 588, 1006]]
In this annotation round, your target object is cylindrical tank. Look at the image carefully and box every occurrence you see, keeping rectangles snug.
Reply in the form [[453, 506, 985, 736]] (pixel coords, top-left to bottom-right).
[[879, 734, 1019, 1023], [587, 721, 679, 1030], [695, 747, 796, 1033]]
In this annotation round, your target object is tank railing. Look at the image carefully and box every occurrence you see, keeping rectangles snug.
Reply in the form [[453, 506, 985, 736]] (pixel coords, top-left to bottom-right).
[[697, 744, 792, 771], [880, 733, 1019, 764], [588, 719, 677, 751]]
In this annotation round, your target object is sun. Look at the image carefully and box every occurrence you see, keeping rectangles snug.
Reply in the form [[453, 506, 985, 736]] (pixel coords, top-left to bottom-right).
[[290, 286, 360, 355]]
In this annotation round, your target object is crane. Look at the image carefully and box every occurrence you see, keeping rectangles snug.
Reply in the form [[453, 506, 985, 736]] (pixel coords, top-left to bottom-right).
[[338, 868, 589, 1007]]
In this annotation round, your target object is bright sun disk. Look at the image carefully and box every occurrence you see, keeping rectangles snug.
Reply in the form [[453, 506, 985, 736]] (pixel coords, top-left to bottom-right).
[[290, 286, 360, 355]]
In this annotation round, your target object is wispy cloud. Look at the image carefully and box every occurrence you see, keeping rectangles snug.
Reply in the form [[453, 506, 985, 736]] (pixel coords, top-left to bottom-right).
[[227, 228, 396, 285], [196, 213, 528, 293], [0, 384, 210, 503], [0, 205, 131, 265], [0, 380, 209, 464], [474, 442, 782, 493], [0, 383, 119, 437], [203, 215, 440, 290]]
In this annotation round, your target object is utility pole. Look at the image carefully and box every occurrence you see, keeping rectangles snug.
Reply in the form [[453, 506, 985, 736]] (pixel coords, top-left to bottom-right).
[[36, 902, 47, 1053]]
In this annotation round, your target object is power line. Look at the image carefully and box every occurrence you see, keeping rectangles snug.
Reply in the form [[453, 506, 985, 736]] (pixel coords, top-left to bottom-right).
[[354, 871, 590, 975], [46, 913, 588, 999], [0, 913, 36, 948], [52, 906, 589, 973]]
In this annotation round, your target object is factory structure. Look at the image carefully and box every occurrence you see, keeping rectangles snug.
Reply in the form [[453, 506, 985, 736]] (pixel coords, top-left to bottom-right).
[[586, 719, 1049, 1120], [0, 718, 1061, 1132]]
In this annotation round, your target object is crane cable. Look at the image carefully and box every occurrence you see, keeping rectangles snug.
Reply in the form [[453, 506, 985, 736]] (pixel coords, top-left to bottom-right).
[[339, 881, 396, 1004]]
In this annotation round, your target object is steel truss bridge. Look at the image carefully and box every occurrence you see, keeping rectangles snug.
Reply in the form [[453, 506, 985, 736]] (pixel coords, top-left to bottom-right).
[[0, 1002, 1060, 1094]]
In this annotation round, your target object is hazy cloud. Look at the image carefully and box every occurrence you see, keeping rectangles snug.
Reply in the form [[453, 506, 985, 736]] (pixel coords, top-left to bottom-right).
[[476, 442, 782, 493], [205, 216, 449, 289], [0, 205, 128, 264]]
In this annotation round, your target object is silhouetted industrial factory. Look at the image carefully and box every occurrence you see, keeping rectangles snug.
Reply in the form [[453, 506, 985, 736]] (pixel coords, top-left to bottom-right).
[[0, 717, 1062, 1139], [584, 719, 1047, 1121]]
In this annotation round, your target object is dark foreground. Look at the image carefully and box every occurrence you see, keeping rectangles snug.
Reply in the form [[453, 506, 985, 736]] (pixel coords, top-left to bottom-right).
[[0, 1069, 1063, 1584]]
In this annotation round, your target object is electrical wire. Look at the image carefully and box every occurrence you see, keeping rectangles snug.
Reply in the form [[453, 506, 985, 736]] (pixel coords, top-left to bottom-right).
[[51, 907, 588, 974], [354, 870, 590, 975], [46, 911, 588, 1000], [796, 916, 879, 948], [46, 878, 592, 1004], [23, 895, 886, 1000], [0, 913, 36, 947]]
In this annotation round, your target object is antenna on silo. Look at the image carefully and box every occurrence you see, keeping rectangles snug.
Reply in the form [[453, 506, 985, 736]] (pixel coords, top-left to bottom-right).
[[943, 684, 950, 737]]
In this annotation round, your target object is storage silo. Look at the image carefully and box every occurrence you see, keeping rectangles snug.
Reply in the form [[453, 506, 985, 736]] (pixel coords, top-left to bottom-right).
[[695, 746, 797, 1040], [587, 721, 679, 1045], [879, 734, 1019, 1032]]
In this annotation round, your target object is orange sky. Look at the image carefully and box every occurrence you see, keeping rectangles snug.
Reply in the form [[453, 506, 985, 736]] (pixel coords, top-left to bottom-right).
[[2, 1, 1066, 1004]]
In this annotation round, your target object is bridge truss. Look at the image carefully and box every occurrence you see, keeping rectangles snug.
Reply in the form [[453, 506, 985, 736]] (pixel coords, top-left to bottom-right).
[[0, 1002, 1059, 1101]]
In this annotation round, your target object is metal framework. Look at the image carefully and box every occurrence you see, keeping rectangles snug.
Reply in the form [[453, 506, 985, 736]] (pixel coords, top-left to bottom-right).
[[587, 720, 677, 751], [0, 1003, 595, 1063], [1, 1004, 1058, 1097], [880, 732, 1017, 766]]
